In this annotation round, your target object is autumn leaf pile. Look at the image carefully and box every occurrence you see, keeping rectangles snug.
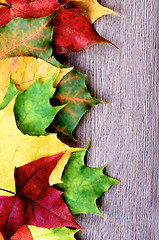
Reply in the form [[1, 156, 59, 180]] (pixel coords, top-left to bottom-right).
[[0, 0, 119, 239]]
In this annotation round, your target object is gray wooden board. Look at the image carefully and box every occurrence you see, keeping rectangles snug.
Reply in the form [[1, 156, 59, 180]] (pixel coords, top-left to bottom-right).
[[58, 0, 159, 239]]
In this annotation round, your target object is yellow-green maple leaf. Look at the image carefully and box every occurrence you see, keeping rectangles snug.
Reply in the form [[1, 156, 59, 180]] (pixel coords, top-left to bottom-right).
[[28, 226, 79, 240]]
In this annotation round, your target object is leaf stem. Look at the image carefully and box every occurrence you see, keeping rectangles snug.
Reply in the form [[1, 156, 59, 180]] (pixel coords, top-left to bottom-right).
[[0, 188, 16, 195], [0, 3, 10, 7]]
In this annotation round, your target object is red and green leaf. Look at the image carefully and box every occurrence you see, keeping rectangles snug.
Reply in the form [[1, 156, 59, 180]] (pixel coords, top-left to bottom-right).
[[0, 13, 54, 60], [49, 69, 100, 139], [45, 57, 100, 139]]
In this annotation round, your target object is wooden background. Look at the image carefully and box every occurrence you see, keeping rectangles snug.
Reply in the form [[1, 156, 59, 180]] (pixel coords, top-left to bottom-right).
[[57, 0, 159, 239]]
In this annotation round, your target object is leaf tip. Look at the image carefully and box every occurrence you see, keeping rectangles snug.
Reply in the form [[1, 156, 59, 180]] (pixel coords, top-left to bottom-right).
[[84, 140, 90, 150]]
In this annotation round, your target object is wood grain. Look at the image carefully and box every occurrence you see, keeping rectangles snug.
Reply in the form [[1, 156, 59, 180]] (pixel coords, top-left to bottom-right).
[[57, 0, 159, 239]]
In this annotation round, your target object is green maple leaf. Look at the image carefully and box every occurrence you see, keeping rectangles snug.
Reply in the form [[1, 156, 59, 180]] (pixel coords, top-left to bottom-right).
[[14, 72, 65, 136], [56, 144, 119, 216], [47, 57, 100, 139], [0, 14, 54, 60], [0, 73, 65, 136], [28, 226, 78, 240]]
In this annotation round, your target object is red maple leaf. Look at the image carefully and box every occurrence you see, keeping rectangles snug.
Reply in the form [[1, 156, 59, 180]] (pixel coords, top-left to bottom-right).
[[0, 0, 59, 26], [0, 152, 80, 240], [52, 7, 115, 54]]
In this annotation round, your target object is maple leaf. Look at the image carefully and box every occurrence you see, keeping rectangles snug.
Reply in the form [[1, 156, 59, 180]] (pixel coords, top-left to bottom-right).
[[0, 14, 54, 60], [45, 57, 101, 139], [14, 73, 65, 136], [0, 98, 80, 196], [65, 0, 119, 23], [0, 0, 59, 26], [50, 69, 100, 139], [0, 153, 80, 240], [28, 226, 79, 240], [56, 146, 119, 216], [53, 7, 115, 54], [0, 57, 72, 105]]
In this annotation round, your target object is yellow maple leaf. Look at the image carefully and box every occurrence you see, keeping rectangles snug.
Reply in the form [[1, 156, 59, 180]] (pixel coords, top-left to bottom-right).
[[0, 97, 80, 196], [69, 0, 120, 23], [0, 57, 72, 104]]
